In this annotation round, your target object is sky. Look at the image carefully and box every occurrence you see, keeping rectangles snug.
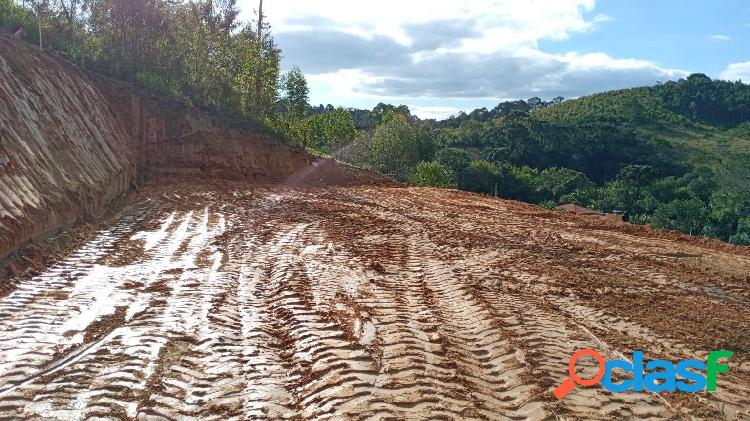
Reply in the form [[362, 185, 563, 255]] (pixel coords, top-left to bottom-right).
[[237, 0, 750, 119]]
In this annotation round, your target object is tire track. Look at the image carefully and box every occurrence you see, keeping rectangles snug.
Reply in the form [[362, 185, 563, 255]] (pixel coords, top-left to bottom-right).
[[0, 186, 748, 420]]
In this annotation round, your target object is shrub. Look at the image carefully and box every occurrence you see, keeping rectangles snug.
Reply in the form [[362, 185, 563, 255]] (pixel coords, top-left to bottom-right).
[[651, 199, 708, 235], [408, 161, 455, 188], [458, 160, 500, 194]]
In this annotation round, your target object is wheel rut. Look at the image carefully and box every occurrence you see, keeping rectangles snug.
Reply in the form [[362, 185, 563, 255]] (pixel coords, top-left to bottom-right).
[[0, 185, 747, 420]]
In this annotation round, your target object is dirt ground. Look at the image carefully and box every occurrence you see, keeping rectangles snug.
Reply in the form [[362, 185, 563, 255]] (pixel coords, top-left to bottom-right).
[[0, 182, 748, 420]]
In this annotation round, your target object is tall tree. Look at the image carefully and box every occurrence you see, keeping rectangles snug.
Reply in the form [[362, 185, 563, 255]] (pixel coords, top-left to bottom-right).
[[28, 0, 49, 50], [282, 66, 309, 119]]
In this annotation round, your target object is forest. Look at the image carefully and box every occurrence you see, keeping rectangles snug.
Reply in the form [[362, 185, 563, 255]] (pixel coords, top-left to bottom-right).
[[2, 0, 749, 245]]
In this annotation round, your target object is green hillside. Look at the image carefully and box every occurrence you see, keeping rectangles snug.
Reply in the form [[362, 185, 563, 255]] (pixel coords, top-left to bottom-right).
[[533, 77, 750, 189], [333, 74, 750, 245]]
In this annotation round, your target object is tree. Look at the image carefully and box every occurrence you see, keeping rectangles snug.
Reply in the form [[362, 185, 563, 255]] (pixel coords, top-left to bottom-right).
[[535, 167, 593, 202], [679, 167, 717, 201], [233, 25, 281, 117], [458, 160, 500, 195], [28, 0, 50, 50], [729, 218, 750, 245], [703, 190, 750, 241], [281, 66, 309, 119], [651, 199, 708, 236], [322, 108, 358, 151], [436, 148, 471, 175], [368, 115, 419, 180], [616, 165, 660, 187], [414, 123, 437, 163], [527, 97, 544, 110], [255, 0, 263, 110], [408, 161, 455, 188]]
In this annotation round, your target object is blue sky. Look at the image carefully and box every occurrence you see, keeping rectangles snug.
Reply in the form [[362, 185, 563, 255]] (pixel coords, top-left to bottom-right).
[[540, 0, 750, 77], [238, 0, 750, 119]]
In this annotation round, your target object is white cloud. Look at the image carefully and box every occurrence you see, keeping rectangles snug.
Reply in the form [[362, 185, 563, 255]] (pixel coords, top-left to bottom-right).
[[710, 34, 731, 41], [408, 105, 462, 120], [241, 0, 689, 107], [720, 61, 750, 81], [251, 0, 600, 49]]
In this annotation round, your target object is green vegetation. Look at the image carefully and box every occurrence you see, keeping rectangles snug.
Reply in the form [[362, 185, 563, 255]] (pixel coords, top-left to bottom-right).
[[408, 161, 454, 188], [2, 0, 279, 125], [336, 76, 749, 245]]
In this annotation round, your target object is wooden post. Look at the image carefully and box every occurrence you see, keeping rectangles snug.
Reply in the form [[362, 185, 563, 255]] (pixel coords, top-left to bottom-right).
[[494, 183, 498, 198]]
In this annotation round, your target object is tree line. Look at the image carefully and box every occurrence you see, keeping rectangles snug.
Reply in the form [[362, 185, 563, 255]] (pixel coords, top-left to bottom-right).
[[2, 0, 280, 123]]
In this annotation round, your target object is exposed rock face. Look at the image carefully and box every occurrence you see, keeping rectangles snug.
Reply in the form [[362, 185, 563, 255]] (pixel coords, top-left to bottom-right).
[[0, 36, 387, 262]]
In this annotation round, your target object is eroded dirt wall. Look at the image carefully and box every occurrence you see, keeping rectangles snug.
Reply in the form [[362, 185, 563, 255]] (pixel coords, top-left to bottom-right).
[[98, 82, 315, 182], [0, 36, 389, 264], [0, 37, 136, 262]]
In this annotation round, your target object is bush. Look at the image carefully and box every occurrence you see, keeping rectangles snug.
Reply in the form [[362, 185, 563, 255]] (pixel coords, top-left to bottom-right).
[[436, 147, 472, 175], [408, 161, 455, 188], [135, 71, 175, 97], [651, 199, 708, 235], [629, 213, 652, 225], [538, 200, 557, 209], [458, 160, 500, 194]]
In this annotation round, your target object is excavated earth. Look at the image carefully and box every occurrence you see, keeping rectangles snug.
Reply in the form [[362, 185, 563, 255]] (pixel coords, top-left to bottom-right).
[[1, 35, 750, 420], [0, 181, 749, 420]]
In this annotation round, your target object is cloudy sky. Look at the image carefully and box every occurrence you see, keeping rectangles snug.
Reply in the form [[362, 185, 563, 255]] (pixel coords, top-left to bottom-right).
[[237, 0, 750, 119]]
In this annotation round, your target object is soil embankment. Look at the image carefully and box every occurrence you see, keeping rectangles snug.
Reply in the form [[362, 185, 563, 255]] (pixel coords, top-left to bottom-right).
[[0, 36, 386, 265]]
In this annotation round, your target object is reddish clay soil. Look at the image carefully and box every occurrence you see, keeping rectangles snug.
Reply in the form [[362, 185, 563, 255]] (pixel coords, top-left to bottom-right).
[[0, 182, 748, 420]]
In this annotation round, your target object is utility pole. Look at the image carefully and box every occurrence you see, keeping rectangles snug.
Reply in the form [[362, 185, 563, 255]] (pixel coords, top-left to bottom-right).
[[255, 0, 264, 114], [257, 0, 263, 39]]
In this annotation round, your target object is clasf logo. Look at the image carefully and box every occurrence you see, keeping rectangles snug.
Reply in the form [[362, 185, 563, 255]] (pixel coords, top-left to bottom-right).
[[553, 349, 733, 399]]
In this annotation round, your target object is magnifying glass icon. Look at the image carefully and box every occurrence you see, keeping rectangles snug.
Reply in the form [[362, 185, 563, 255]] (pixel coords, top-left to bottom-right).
[[553, 349, 606, 400]]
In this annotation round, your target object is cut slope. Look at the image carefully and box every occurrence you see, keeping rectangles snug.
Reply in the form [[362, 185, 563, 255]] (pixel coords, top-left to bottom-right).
[[0, 36, 136, 262], [0, 36, 390, 264]]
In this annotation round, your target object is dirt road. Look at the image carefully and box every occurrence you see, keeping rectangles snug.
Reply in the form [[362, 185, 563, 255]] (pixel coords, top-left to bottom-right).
[[0, 183, 748, 420]]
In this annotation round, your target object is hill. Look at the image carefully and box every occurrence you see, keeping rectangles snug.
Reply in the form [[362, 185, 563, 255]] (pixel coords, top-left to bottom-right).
[[532, 77, 750, 189], [373, 75, 750, 245]]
